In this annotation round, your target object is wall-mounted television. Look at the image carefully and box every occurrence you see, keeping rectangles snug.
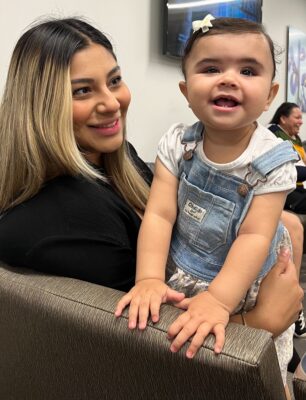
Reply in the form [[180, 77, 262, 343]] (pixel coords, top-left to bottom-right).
[[163, 0, 263, 58]]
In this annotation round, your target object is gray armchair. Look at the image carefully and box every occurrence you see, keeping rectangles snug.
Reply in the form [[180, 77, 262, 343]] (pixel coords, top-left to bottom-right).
[[0, 263, 304, 400]]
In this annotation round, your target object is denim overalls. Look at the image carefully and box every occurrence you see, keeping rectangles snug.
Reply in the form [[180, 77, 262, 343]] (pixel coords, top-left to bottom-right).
[[170, 121, 300, 283]]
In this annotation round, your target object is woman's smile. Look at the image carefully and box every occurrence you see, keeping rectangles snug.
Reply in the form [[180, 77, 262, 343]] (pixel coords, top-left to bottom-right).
[[88, 118, 121, 136]]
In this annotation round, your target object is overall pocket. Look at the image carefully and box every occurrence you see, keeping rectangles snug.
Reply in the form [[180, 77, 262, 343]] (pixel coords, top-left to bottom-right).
[[177, 173, 235, 253]]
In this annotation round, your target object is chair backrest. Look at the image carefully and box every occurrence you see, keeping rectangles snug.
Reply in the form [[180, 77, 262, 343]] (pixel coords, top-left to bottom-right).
[[0, 263, 287, 400]]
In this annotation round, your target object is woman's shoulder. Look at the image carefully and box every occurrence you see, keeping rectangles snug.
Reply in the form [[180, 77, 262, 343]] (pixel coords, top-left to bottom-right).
[[266, 123, 280, 134], [0, 174, 140, 243], [266, 123, 291, 141], [13, 175, 110, 213], [1, 175, 81, 216], [0, 174, 140, 288]]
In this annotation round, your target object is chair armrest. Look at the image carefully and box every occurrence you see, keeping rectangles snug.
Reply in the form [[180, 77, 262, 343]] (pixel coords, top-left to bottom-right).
[[0, 263, 286, 400], [293, 376, 306, 400]]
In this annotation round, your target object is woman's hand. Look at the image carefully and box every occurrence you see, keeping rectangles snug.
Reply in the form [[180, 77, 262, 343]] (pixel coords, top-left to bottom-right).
[[167, 290, 230, 358], [115, 279, 185, 329], [235, 247, 304, 336]]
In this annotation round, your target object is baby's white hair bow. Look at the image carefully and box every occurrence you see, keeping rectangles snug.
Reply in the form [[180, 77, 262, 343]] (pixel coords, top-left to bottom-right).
[[192, 14, 215, 33]]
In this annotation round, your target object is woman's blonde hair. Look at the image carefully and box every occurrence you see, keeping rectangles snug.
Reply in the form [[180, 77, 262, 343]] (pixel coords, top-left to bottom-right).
[[0, 18, 149, 212]]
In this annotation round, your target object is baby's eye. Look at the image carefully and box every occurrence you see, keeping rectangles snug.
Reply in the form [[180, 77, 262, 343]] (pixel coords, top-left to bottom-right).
[[72, 87, 91, 96], [110, 75, 122, 87], [241, 68, 255, 76], [204, 67, 219, 74]]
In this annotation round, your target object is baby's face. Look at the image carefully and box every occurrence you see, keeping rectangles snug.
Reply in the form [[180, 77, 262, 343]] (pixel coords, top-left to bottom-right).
[[180, 32, 278, 136]]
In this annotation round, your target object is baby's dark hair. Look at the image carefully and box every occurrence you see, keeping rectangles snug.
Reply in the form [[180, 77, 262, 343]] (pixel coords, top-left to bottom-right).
[[182, 17, 278, 80]]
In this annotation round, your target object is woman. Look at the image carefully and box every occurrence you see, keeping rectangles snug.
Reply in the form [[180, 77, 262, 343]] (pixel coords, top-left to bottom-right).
[[0, 18, 153, 292], [269, 102, 306, 214], [269, 102, 306, 341], [269, 102, 304, 160], [0, 18, 302, 341]]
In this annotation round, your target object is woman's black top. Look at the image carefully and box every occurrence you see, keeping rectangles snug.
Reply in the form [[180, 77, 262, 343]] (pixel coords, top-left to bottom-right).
[[0, 146, 153, 292]]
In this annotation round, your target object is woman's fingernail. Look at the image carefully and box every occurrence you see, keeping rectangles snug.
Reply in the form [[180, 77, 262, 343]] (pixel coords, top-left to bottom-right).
[[186, 351, 194, 358], [279, 246, 290, 257]]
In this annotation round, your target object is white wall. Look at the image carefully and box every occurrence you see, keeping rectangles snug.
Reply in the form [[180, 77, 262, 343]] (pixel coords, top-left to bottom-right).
[[1, 0, 306, 161], [261, 0, 306, 140]]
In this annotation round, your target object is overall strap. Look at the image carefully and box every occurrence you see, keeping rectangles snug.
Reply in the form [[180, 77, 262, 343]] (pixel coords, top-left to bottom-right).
[[181, 121, 204, 143], [179, 121, 204, 176], [251, 141, 300, 178]]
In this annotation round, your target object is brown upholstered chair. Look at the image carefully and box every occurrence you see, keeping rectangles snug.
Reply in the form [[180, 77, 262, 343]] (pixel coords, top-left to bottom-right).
[[294, 376, 306, 400], [0, 263, 304, 400], [296, 213, 306, 254]]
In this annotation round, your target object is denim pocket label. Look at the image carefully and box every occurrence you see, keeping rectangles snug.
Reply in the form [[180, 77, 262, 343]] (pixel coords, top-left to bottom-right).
[[183, 199, 206, 222]]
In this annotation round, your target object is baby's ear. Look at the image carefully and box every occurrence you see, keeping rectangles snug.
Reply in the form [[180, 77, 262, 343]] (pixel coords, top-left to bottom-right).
[[179, 81, 188, 101], [264, 82, 279, 111]]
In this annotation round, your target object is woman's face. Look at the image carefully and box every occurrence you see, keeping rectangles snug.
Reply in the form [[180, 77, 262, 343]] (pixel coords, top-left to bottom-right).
[[280, 107, 303, 137], [70, 43, 131, 165]]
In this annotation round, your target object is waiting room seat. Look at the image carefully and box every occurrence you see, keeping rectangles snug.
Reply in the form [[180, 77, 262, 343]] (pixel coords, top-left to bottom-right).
[[0, 263, 304, 400]]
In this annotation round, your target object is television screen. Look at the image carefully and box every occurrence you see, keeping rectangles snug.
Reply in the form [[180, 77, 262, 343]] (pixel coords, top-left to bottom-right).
[[163, 0, 263, 58]]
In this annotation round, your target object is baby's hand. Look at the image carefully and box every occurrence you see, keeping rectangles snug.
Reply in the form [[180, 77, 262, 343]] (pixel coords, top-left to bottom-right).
[[115, 279, 185, 330], [167, 290, 230, 358]]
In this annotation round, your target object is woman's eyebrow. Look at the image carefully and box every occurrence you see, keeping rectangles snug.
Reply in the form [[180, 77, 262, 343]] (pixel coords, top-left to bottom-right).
[[71, 78, 94, 84], [71, 66, 121, 85], [108, 65, 121, 77]]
